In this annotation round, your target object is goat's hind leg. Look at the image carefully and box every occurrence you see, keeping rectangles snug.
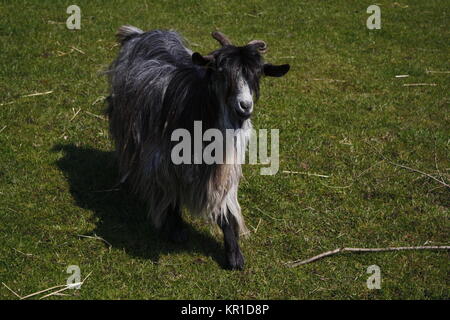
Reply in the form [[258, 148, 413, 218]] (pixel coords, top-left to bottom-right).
[[218, 210, 244, 270], [162, 203, 189, 243]]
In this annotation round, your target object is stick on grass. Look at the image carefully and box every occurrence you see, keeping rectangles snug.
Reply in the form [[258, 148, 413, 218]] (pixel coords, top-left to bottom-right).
[[2, 282, 22, 299], [282, 170, 330, 178], [77, 234, 112, 248], [22, 90, 53, 97], [20, 284, 68, 300], [85, 111, 107, 121], [387, 161, 450, 188], [287, 245, 450, 267], [403, 83, 437, 87]]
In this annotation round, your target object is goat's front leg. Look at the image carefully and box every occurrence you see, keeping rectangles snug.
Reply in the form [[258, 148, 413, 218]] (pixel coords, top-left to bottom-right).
[[218, 210, 244, 270], [162, 203, 189, 243]]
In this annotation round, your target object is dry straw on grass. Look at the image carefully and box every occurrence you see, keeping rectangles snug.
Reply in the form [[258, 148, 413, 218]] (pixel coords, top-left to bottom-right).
[[2, 271, 92, 300]]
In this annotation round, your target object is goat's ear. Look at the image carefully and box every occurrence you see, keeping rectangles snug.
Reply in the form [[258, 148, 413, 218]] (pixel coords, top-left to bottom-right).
[[263, 64, 290, 77], [192, 52, 214, 66]]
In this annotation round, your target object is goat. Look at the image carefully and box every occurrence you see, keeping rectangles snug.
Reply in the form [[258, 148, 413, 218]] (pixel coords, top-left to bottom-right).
[[106, 25, 290, 270]]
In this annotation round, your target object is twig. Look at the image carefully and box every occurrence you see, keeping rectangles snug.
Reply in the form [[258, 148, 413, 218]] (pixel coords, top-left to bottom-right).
[[56, 50, 71, 57], [0, 126, 7, 133], [366, 142, 449, 188], [392, 2, 409, 8], [20, 284, 67, 300], [320, 159, 385, 189], [91, 96, 106, 105], [39, 283, 81, 300], [254, 206, 284, 221], [13, 248, 33, 257], [311, 78, 346, 83], [22, 271, 92, 300], [108, 43, 119, 50], [51, 292, 71, 296], [85, 111, 107, 121], [283, 170, 330, 178], [40, 270, 92, 300], [433, 143, 447, 185], [0, 90, 53, 106], [244, 11, 265, 18], [403, 83, 437, 87], [287, 246, 450, 267], [70, 108, 81, 121], [77, 234, 112, 248], [70, 46, 85, 55], [388, 161, 450, 188], [2, 282, 22, 299], [244, 13, 259, 18], [22, 90, 53, 97], [250, 218, 262, 234]]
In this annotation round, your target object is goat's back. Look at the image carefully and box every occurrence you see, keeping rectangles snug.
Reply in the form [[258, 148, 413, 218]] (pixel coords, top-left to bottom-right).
[[118, 29, 193, 67]]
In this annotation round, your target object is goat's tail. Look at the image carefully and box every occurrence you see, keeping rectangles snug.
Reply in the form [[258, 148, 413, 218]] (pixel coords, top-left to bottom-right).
[[116, 25, 143, 44]]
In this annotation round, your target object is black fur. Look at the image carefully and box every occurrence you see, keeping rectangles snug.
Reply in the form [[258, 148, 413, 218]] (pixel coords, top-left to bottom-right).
[[106, 27, 289, 270]]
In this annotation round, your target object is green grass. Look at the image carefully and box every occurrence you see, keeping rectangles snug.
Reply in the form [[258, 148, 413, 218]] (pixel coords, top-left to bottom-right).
[[0, 0, 449, 299]]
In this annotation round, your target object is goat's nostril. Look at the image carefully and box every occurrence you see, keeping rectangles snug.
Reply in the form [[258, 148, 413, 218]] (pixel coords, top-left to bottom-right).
[[239, 101, 253, 111]]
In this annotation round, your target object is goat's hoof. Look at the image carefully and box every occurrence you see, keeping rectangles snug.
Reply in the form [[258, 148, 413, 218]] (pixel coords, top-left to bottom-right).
[[169, 227, 189, 243], [226, 250, 244, 270]]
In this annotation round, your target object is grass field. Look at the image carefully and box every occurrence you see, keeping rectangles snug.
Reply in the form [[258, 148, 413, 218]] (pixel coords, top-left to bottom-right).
[[0, 0, 449, 299]]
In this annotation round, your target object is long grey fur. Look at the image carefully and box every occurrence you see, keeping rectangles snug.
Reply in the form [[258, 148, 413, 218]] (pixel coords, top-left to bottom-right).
[[106, 26, 250, 235]]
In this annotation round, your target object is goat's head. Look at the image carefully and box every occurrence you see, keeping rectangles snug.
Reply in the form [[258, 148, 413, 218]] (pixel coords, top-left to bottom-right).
[[192, 32, 290, 120]]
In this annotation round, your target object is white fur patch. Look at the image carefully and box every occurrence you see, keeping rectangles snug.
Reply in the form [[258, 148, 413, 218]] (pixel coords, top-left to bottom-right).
[[236, 78, 253, 108]]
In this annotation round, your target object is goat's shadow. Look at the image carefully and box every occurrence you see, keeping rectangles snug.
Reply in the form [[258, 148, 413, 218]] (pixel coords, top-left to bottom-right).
[[52, 143, 226, 267]]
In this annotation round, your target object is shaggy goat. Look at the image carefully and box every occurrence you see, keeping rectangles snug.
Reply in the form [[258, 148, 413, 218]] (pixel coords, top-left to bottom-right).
[[106, 25, 289, 270]]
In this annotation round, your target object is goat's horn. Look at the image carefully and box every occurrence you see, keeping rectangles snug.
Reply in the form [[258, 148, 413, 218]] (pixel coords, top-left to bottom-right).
[[212, 31, 232, 46], [248, 40, 267, 53]]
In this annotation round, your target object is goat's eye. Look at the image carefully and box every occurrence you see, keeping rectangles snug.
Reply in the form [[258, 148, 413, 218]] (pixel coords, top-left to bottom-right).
[[217, 67, 224, 72]]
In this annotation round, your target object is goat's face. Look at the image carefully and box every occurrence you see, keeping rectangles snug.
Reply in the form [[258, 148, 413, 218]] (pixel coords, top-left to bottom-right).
[[212, 45, 263, 120], [192, 32, 290, 120]]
